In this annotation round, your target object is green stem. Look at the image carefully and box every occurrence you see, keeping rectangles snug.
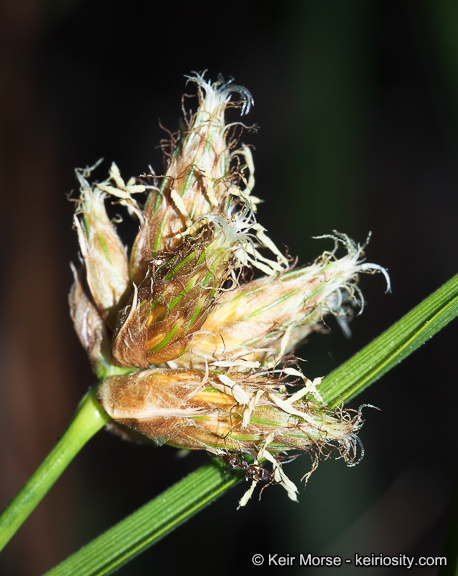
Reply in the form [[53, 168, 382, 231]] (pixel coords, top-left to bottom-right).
[[0, 386, 109, 552]]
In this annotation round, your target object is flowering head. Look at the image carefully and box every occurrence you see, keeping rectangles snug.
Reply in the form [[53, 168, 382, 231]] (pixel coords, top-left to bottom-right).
[[70, 73, 389, 504]]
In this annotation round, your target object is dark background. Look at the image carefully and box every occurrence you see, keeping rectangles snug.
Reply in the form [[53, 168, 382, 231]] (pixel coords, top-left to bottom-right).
[[1, 1, 457, 575]]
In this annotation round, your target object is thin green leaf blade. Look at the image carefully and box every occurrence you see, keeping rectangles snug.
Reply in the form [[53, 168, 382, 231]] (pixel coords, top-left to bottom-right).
[[45, 460, 243, 576]]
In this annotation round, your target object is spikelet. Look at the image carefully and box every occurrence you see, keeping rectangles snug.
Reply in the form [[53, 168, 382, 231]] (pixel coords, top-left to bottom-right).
[[111, 213, 270, 367], [73, 163, 132, 329], [129, 73, 260, 284], [169, 233, 390, 370], [97, 365, 366, 504]]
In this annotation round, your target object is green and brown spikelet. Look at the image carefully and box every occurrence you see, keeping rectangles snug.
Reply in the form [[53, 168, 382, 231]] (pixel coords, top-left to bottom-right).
[[97, 364, 366, 504], [70, 72, 389, 504], [129, 74, 261, 284], [169, 232, 390, 370], [112, 213, 269, 367]]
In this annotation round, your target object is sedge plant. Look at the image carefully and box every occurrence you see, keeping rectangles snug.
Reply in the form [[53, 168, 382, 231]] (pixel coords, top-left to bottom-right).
[[0, 73, 457, 575]]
